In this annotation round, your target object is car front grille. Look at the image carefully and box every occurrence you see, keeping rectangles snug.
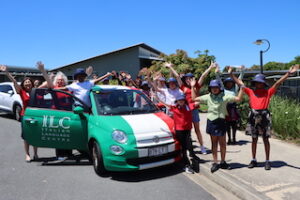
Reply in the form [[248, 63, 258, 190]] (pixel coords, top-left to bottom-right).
[[126, 150, 180, 166]]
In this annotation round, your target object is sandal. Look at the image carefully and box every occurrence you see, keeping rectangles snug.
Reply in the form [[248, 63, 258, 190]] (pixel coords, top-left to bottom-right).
[[25, 155, 31, 163]]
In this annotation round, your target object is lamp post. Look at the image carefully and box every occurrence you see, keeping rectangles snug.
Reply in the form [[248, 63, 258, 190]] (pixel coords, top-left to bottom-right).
[[253, 39, 270, 74]]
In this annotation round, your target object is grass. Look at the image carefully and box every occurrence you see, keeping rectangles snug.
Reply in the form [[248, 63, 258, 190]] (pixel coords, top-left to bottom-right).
[[269, 95, 300, 140]]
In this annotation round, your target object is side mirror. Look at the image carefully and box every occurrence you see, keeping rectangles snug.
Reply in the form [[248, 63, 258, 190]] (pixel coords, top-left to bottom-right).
[[73, 106, 84, 114], [8, 90, 14, 96]]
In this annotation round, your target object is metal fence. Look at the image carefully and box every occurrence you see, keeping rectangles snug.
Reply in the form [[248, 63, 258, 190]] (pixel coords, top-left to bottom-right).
[[277, 78, 300, 102]]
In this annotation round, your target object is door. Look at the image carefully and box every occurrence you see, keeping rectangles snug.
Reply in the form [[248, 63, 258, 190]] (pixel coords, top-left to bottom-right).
[[23, 88, 89, 151], [0, 84, 14, 111]]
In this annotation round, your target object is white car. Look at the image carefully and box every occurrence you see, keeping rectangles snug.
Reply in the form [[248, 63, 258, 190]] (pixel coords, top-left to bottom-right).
[[0, 82, 23, 121]]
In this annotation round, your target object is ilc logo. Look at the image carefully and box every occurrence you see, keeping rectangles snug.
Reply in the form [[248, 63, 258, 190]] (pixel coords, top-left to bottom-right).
[[42, 115, 71, 129]]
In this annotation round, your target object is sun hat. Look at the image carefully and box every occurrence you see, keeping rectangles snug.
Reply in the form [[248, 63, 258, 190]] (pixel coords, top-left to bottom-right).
[[175, 94, 186, 102], [223, 77, 234, 83], [183, 73, 194, 78], [251, 74, 268, 86], [73, 68, 87, 79], [167, 77, 177, 83], [158, 77, 166, 81], [209, 79, 222, 88], [141, 81, 149, 87]]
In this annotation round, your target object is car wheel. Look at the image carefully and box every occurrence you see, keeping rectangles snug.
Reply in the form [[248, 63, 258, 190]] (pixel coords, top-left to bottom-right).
[[92, 141, 107, 176], [14, 104, 22, 121]]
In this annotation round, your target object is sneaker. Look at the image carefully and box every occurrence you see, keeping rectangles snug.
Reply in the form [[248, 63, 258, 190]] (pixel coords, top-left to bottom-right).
[[220, 161, 231, 169], [201, 146, 207, 155], [184, 165, 195, 174], [248, 160, 257, 168], [211, 163, 219, 173], [265, 161, 271, 170], [57, 157, 67, 161], [227, 140, 232, 145]]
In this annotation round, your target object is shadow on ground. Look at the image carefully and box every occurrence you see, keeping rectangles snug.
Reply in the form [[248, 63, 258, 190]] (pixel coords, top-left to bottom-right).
[[0, 113, 15, 120], [109, 163, 184, 182]]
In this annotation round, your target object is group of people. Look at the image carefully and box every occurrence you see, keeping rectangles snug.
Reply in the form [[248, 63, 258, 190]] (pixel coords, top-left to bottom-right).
[[0, 61, 298, 175]]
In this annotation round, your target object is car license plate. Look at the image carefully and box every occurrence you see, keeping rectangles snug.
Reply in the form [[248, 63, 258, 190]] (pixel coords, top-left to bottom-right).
[[148, 146, 168, 157]]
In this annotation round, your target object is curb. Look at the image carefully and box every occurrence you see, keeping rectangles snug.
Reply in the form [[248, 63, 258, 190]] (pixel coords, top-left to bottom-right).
[[198, 162, 271, 200]]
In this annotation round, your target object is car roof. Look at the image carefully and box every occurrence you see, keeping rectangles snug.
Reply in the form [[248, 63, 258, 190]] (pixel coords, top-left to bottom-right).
[[0, 82, 21, 85], [93, 85, 132, 90]]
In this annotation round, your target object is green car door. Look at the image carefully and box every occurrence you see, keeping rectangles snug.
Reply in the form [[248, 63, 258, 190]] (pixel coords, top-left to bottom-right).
[[23, 88, 89, 151]]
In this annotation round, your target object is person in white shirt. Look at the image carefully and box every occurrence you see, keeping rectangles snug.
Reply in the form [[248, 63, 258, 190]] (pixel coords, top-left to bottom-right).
[[58, 68, 112, 107]]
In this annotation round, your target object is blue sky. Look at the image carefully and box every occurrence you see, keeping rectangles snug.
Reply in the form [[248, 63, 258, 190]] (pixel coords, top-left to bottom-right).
[[0, 0, 299, 70]]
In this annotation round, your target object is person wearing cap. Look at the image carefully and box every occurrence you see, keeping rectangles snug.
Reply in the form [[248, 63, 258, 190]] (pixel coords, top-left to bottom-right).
[[57, 68, 113, 107], [192, 78, 244, 173], [229, 64, 299, 170], [165, 62, 216, 155], [159, 94, 200, 174], [216, 65, 245, 145]]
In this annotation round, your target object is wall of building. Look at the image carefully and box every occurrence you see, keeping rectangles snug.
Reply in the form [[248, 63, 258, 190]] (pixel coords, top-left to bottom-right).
[[56, 47, 140, 79]]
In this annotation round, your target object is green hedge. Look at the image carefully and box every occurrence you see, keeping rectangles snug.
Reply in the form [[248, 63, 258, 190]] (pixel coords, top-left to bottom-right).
[[237, 95, 300, 140], [269, 95, 300, 140]]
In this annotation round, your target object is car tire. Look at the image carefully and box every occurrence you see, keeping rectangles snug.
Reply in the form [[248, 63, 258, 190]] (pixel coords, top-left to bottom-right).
[[92, 141, 107, 176], [14, 104, 22, 121]]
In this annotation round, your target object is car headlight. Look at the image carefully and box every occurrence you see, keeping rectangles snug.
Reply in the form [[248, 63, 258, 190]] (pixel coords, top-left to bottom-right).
[[110, 145, 124, 155], [112, 130, 128, 144]]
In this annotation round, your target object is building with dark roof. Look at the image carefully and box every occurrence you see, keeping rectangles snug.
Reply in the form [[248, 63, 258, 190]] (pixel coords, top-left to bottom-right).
[[0, 65, 43, 83], [50, 43, 163, 79]]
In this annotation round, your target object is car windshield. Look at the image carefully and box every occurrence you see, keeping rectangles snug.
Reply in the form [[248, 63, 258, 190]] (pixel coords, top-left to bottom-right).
[[93, 89, 158, 115]]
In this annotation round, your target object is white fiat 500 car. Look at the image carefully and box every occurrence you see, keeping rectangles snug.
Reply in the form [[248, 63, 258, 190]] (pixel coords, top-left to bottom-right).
[[0, 82, 23, 121]]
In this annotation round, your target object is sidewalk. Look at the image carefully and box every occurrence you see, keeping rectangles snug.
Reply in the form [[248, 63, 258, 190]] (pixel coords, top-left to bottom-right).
[[192, 113, 300, 200]]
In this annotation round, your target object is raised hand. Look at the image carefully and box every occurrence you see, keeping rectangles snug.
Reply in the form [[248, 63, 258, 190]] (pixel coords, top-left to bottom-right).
[[125, 73, 132, 80], [289, 64, 299, 74], [0, 65, 7, 72], [164, 62, 173, 68], [36, 61, 45, 72], [86, 66, 93, 77], [190, 77, 197, 87], [49, 72, 55, 81], [227, 66, 233, 74], [209, 61, 214, 68], [111, 70, 117, 77]]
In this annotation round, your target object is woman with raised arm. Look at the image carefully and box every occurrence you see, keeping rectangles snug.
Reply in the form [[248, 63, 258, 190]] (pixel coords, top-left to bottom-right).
[[166, 62, 216, 154], [37, 62, 75, 159], [230, 64, 299, 170], [0, 64, 39, 162]]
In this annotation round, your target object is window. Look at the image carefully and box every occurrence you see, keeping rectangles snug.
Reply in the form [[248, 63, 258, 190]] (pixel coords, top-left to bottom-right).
[[94, 89, 158, 115], [0, 84, 13, 93], [30, 89, 75, 111]]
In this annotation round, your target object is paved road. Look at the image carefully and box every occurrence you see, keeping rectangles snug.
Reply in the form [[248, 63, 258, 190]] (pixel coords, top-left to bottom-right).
[[0, 114, 215, 200]]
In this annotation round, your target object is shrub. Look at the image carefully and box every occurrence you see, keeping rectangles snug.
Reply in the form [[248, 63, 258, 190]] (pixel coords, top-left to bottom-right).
[[269, 95, 300, 139]]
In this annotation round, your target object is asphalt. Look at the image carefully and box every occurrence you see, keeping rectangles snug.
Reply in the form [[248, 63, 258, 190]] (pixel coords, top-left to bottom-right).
[[193, 113, 300, 200], [0, 114, 216, 200]]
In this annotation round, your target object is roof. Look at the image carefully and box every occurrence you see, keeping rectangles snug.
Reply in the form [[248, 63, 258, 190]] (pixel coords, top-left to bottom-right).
[[51, 43, 162, 72], [5, 65, 40, 73]]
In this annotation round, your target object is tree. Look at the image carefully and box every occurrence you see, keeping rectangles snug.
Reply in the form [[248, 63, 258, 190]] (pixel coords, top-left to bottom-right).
[[149, 49, 215, 81]]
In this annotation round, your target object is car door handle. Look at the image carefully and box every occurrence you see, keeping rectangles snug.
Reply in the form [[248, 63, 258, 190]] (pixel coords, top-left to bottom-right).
[[24, 118, 38, 124]]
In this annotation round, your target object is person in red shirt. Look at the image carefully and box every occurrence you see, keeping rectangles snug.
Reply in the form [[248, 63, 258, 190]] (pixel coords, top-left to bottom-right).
[[0, 64, 39, 162], [230, 64, 299, 170], [164, 62, 217, 155], [159, 94, 199, 174]]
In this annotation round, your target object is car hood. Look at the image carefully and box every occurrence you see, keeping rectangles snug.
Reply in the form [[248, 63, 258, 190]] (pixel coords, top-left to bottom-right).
[[95, 112, 175, 148]]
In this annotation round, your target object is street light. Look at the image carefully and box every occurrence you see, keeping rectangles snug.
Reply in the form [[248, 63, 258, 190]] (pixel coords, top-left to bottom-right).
[[253, 39, 270, 74]]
